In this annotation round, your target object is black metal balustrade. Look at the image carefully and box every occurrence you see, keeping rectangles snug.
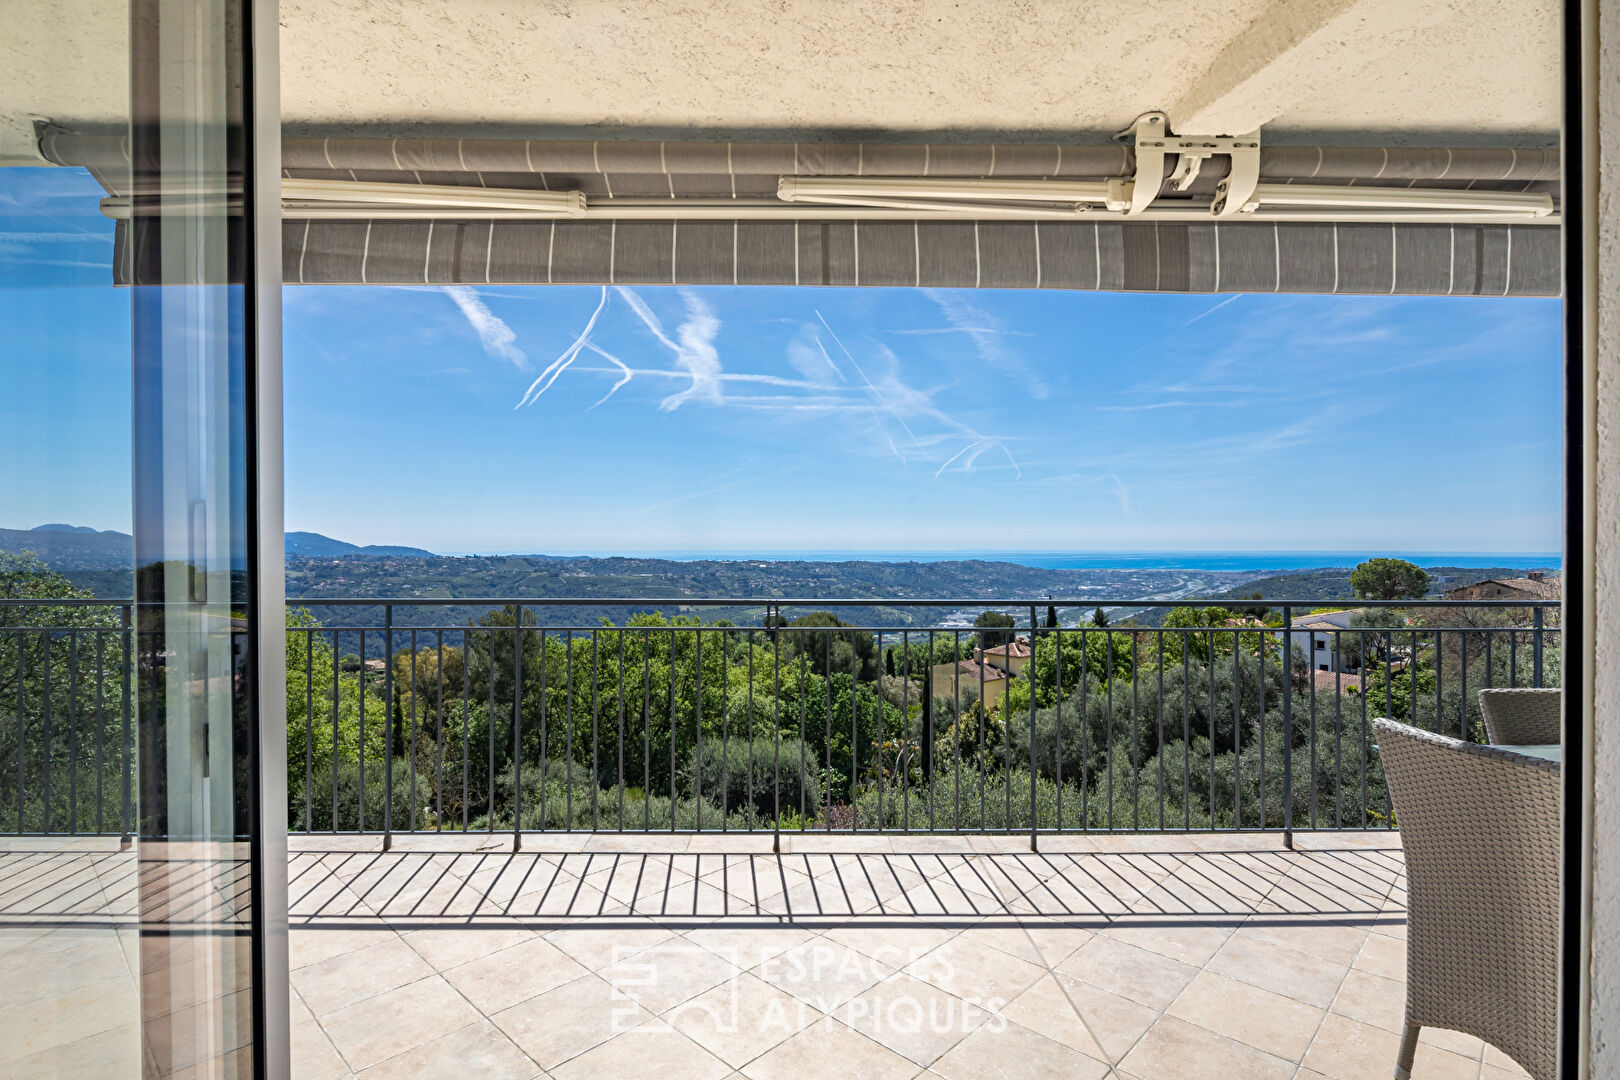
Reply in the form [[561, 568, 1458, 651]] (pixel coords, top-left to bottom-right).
[[1, 597, 1559, 845]]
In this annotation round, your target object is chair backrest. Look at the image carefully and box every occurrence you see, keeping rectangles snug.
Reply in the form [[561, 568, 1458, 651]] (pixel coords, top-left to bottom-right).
[[1478, 688, 1562, 745], [1372, 718, 1560, 1080]]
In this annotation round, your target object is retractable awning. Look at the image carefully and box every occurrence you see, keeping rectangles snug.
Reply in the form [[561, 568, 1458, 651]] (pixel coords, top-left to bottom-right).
[[38, 130, 1561, 296]]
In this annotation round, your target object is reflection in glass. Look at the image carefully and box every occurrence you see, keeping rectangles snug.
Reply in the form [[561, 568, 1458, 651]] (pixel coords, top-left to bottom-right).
[[2, 1, 266, 1076]]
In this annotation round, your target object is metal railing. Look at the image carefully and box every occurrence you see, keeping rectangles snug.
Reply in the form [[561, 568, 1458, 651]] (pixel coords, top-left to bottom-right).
[[1, 599, 134, 839], [2, 597, 1560, 845]]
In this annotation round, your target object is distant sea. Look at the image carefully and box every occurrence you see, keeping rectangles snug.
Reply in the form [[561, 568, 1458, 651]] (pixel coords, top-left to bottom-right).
[[497, 550, 1562, 572]]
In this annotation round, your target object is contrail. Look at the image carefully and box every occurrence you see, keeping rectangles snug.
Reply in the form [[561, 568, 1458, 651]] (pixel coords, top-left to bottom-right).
[[515, 286, 608, 407]]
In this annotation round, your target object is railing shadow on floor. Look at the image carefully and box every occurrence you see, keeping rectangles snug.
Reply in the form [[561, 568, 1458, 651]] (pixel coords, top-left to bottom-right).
[[286, 844, 1407, 933]]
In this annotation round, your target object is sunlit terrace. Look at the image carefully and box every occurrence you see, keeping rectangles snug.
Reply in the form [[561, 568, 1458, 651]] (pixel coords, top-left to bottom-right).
[[0, 596, 1558, 1078]]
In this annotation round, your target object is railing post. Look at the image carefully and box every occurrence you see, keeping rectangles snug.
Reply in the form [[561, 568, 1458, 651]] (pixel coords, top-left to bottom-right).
[[120, 603, 133, 846], [1532, 606, 1544, 687], [382, 603, 393, 852], [513, 604, 524, 852], [1029, 604, 1038, 851], [1281, 605, 1294, 851]]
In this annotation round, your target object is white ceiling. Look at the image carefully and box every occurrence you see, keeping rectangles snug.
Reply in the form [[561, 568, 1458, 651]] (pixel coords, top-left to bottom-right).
[[0, 0, 1562, 164]]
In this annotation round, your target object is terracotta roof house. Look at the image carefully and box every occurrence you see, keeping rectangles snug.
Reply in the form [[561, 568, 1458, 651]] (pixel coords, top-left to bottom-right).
[[978, 636, 1033, 676], [929, 658, 1011, 712], [1443, 572, 1561, 603]]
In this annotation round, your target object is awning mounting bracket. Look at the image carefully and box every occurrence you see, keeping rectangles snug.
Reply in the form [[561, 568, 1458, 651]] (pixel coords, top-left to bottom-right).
[[1116, 111, 1261, 217]]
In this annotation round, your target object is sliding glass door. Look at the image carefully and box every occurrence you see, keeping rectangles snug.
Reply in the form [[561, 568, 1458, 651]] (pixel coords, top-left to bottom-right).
[[1, 1, 283, 1076]]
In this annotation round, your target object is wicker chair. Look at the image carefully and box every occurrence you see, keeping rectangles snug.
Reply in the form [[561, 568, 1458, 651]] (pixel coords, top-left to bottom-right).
[[1372, 718, 1559, 1080], [1478, 688, 1562, 746]]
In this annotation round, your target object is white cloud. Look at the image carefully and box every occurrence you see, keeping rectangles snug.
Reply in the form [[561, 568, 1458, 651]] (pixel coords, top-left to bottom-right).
[[922, 288, 1049, 399], [657, 290, 725, 411], [442, 286, 527, 369]]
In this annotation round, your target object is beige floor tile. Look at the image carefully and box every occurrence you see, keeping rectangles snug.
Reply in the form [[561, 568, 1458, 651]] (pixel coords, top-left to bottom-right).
[[1051, 973, 1160, 1063], [512, 877, 613, 918], [551, 1018, 733, 1079], [292, 936, 435, 1016], [1166, 970, 1325, 1061], [1118, 1015, 1294, 1080], [0, 971, 139, 1063], [756, 940, 894, 1010], [739, 1017, 920, 1080], [585, 856, 696, 908], [1232, 916, 1370, 966], [782, 835, 895, 854], [288, 986, 316, 1028], [997, 975, 1107, 1061], [492, 973, 651, 1069], [321, 975, 482, 1072], [683, 926, 816, 969], [965, 918, 1092, 968], [1483, 1043, 1534, 1076], [1352, 932, 1408, 981], [824, 923, 956, 968], [458, 856, 577, 907], [0, 1021, 141, 1080], [701, 860, 809, 908], [1056, 934, 1199, 1011], [0, 929, 128, 1010], [290, 927, 394, 970], [906, 937, 1046, 1004], [1420, 1024, 1489, 1057], [442, 936, 591, 1014], [1102, 923, 1234, 967], [1205, 934, 1348, 1009], [290, 1019, 352, 1080], [600, 940, 743, 1014], [358, 1020, 541, 1080], [929, 1019, 1110, 1080], [1410, 1041, 1488, 1080], [835, 971, 985, 1066], [666, 972, 822, 1068], [1300, 1012, 1406, 1080], [401, 923, 536, 970], [544, 920, 676, 969], [1328, 968, 1406, 1032]]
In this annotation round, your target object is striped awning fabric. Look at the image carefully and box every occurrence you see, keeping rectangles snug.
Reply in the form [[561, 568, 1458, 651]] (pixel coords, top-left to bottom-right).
[[40, 131, 1562, 296]]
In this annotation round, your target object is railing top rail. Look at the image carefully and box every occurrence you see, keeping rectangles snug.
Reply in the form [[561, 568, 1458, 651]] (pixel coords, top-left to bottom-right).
[[0, 596, 1558, 609]]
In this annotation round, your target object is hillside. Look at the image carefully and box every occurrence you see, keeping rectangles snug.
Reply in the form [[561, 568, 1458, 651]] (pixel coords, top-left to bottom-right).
[[0, 526, 133, 570], [284, 532, 435, 558], [0, 526, 433, 572], [280, 553, 1262, 631], [1201, 564, 1560, 603]]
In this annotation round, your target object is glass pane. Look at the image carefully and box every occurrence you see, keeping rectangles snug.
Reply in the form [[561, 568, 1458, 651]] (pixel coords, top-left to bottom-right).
[[2, 1, 266, 1076]]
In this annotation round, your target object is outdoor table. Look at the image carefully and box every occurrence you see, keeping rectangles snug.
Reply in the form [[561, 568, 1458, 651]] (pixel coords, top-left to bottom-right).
[[1501, 744, 1563, 764]]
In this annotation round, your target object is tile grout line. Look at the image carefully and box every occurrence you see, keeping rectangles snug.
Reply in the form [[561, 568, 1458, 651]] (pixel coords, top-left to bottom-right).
[[965, 851, 1125, 1078], [1279, 842, 1403, 1080]]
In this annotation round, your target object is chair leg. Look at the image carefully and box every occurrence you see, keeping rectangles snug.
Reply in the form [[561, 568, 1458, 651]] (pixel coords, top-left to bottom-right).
[[1393, 1021, 1419, 1079]]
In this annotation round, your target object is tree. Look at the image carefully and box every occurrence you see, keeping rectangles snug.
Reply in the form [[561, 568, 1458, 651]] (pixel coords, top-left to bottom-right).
[[1091, 607, 1109, 628], [1349, 558, 1431, 600], [1045, 605, 1059, 629], [974, 611, 1016, 651], [1223, 592, 1271, 620]]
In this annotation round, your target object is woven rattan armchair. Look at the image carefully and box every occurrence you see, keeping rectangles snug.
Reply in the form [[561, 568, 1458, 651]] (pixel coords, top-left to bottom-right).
[[1372, 718, 1559, 1080], [1478, 688, 1562, 746]]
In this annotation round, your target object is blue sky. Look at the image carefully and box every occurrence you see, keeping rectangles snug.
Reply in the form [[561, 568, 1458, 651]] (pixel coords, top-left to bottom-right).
[[3, 165, 1566, 556]]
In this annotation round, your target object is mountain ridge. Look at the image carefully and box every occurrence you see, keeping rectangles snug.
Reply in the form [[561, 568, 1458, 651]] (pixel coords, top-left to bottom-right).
[[0, 526, 435, 569]]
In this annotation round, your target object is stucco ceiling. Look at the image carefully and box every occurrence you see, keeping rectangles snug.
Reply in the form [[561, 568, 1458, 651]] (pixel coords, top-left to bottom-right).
[[0, 0, 1562, 164]]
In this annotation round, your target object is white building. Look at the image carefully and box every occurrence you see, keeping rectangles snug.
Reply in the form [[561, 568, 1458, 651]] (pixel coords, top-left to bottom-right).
[[1280, 610, 1365, 674]]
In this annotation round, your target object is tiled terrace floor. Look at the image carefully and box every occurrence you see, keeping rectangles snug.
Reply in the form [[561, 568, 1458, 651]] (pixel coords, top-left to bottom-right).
[[282, 832, 1533, 1080]]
